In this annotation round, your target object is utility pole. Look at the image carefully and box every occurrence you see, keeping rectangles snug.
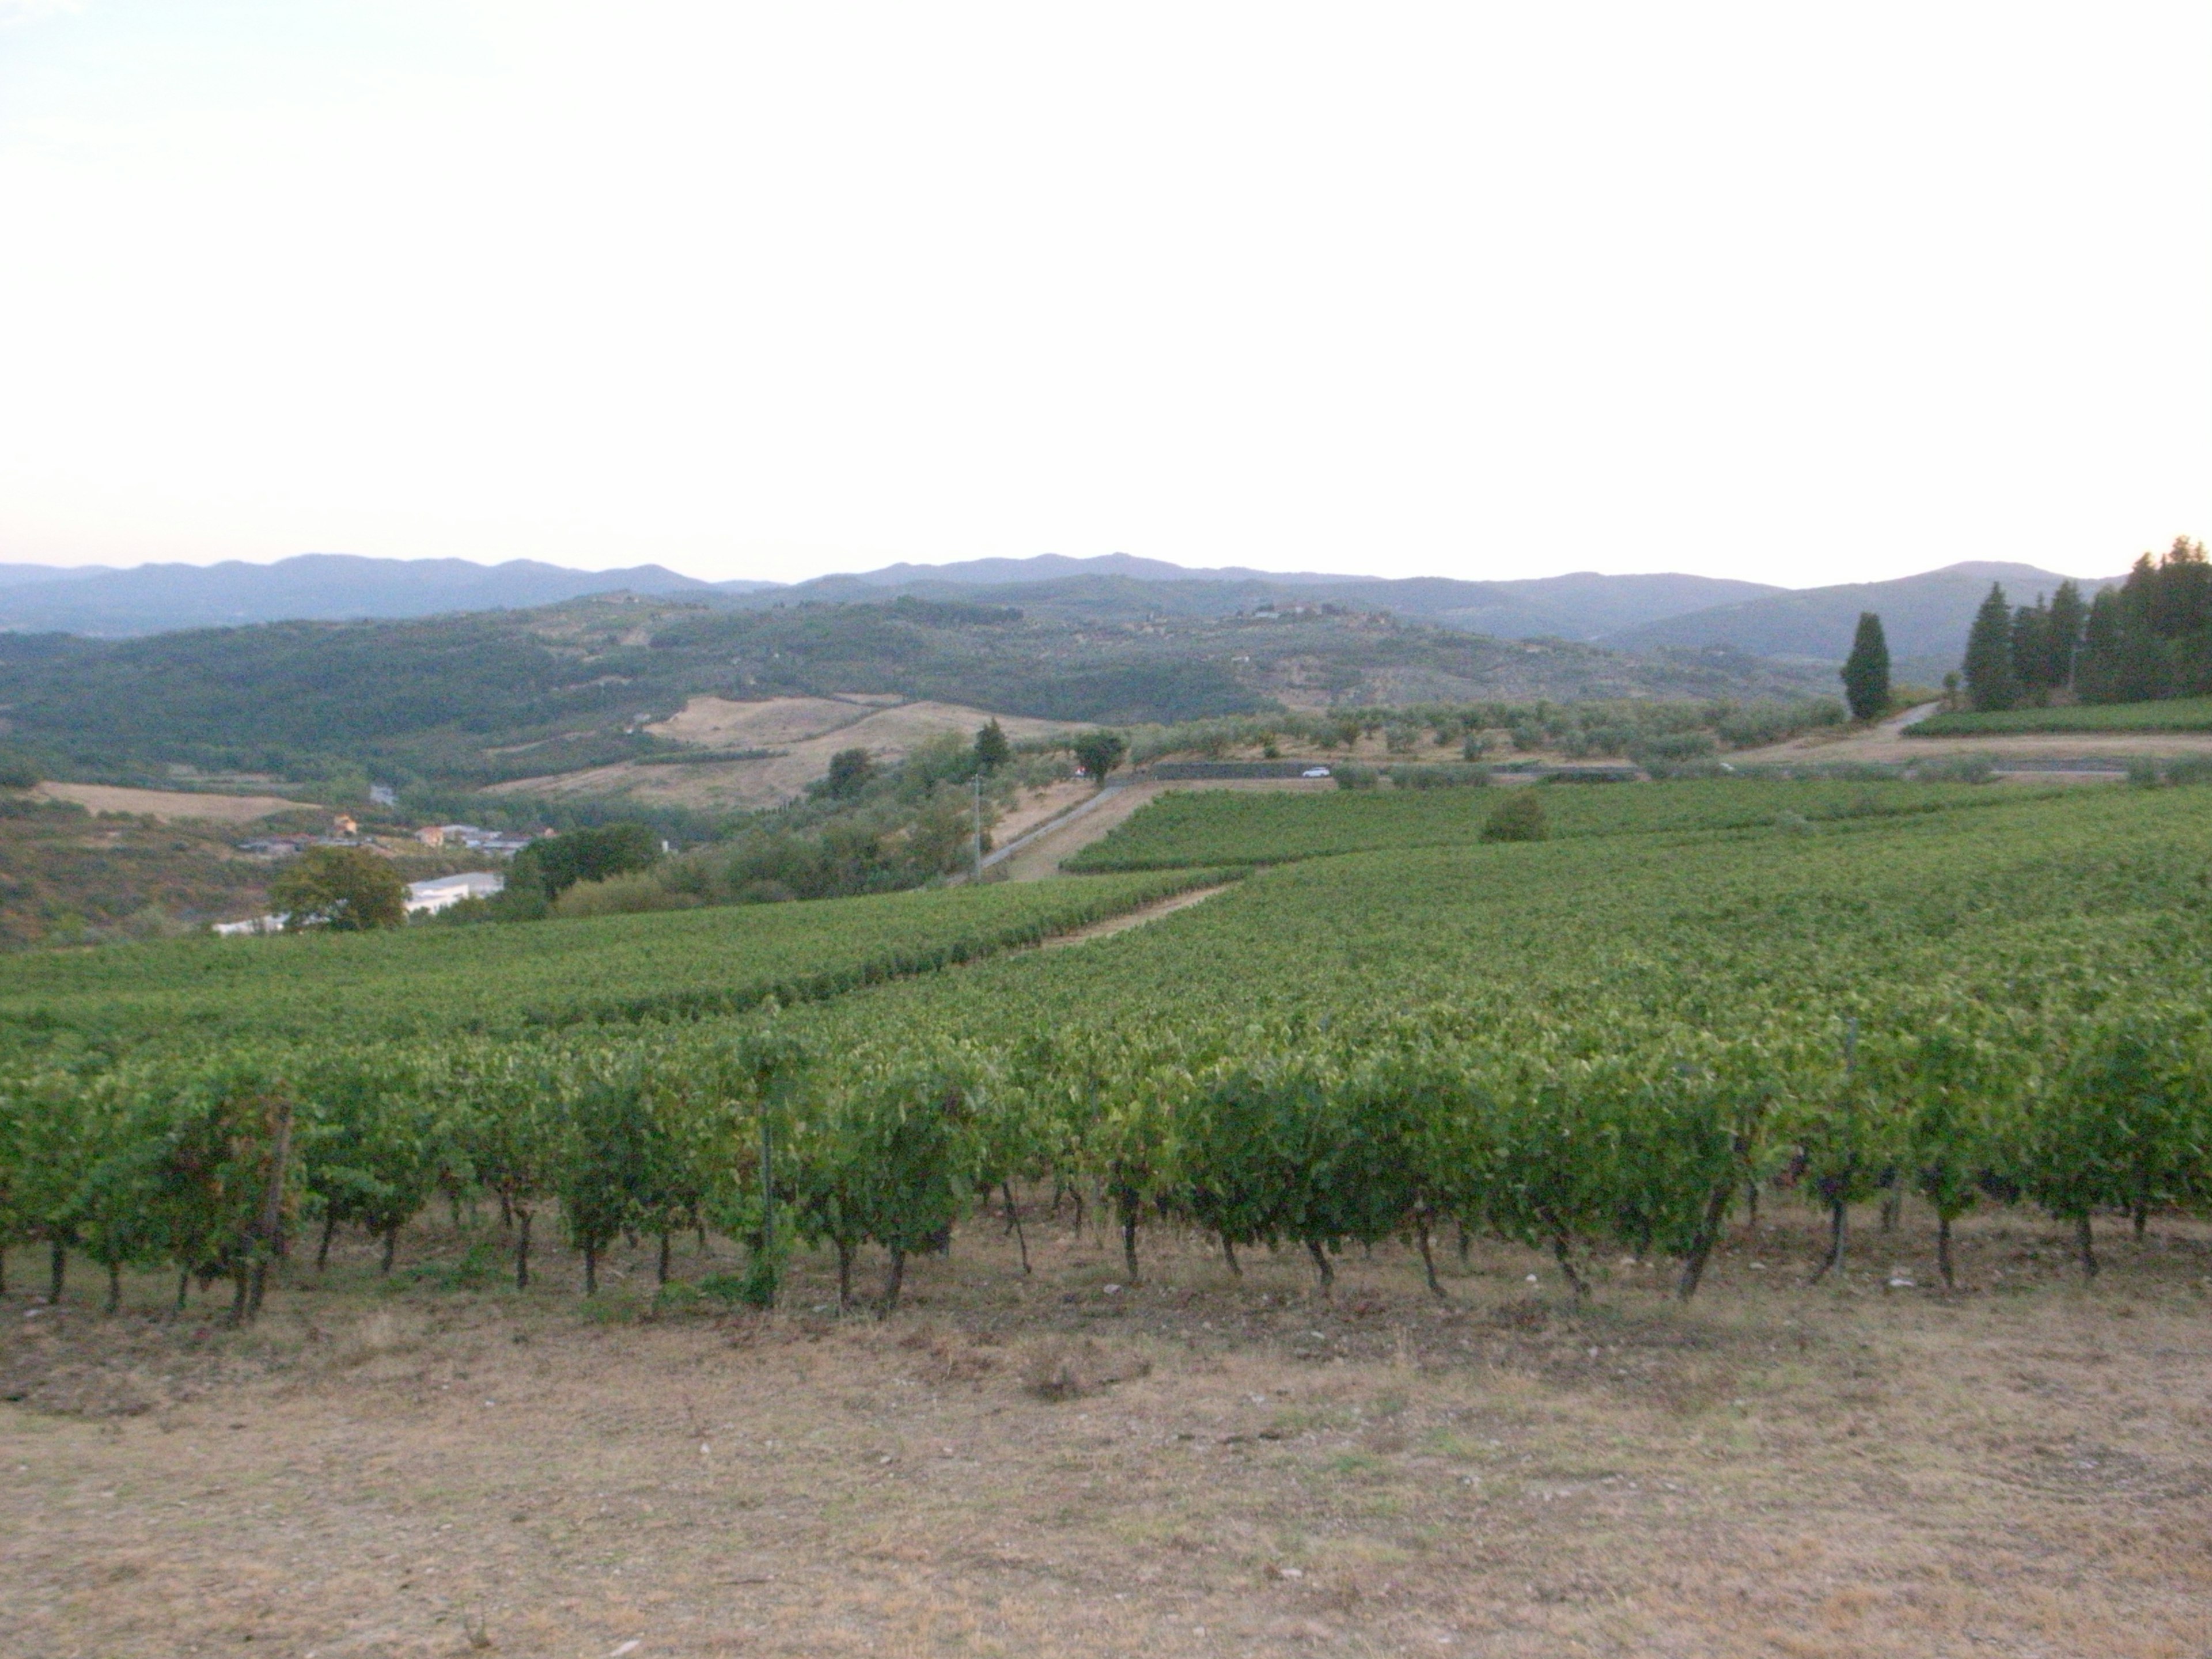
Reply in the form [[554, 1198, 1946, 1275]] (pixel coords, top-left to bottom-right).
[[972, 774, 983, 882]]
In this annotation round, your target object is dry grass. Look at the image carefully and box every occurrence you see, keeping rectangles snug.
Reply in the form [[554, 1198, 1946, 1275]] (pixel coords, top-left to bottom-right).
[[489, 697, 1089, 812], [6, 1205, 2211, 1658], [32, 782, 317, 824]]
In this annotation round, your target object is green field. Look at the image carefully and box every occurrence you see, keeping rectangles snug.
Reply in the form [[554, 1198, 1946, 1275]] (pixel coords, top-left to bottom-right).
[[813, 780, 2207, 1043], [0, 868, 1215, 1048], [1911, 695, 2212, 736], [1063, 776, 2040, 871]]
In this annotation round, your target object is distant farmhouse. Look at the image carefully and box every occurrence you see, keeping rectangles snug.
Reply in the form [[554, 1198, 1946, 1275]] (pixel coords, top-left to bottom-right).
[[403, 871, 505, 915], [415, 824, 539, 855]]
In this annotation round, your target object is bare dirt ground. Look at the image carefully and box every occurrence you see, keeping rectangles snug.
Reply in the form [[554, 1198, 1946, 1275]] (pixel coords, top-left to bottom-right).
[[32, 782, 319, 824], [488, 698, 1089, 812], [6, 1206, 2210, 1659], [984, 779, 1093, 849], [1033, 883, 1233, 947]]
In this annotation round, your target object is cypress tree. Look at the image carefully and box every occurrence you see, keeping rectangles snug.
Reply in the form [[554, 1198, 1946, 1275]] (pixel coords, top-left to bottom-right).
[[2074, 587, 2127, 703], [2010, 599, 2051, 700], [1839, 612, 1891, 722], [972, 719, 1012, 773], [2045, 580, 2085, 692], [2109, 556, 2171, 703], [1961, 584, 2019, 712]]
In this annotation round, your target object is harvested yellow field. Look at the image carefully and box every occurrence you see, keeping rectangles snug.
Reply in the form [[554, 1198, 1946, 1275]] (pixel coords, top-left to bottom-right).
[[488, 696, 1089, 810]]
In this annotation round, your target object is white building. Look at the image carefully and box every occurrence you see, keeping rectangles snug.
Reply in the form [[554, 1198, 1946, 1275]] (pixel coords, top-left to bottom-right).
[[213, 914, 287, 937], [404, 871, 506, 915]]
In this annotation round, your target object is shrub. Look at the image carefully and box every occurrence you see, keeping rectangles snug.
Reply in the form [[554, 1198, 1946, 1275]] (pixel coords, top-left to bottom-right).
[[1480, 790, 1547, 843], [1388, 764, 1490, 790], [1629, 732, 1718, 766], [554, 873, 699, 918]]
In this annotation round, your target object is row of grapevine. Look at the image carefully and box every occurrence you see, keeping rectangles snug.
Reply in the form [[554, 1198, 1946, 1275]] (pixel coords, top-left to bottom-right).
[[0, 867, 1225, 1053], [5, 986, 2205, 1316]]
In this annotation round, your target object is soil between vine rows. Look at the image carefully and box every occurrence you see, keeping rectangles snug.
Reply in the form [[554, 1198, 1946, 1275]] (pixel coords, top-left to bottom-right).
[[5, 1203, 2211, 1659]]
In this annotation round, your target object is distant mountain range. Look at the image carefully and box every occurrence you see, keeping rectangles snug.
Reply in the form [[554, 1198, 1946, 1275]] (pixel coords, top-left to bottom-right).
[[0, 554, 773, 634], [772, 557, 1785, 643], [0, 549, 2122, 669]]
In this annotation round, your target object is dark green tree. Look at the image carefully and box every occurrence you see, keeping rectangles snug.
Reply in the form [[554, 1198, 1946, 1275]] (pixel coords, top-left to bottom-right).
[[2010, 599, 2052, 699], [1839, 612, 1891, 722], [821, 748, 875, 800], [972, 720, 1012, 774], [2073, 586, 2130, 703], [1071, 731, 1127, 786], [271, 846, 407, 931], [1961, 584, 2019, 712], [2044, 579, 2086, 691], [509, 823, 659, 900]]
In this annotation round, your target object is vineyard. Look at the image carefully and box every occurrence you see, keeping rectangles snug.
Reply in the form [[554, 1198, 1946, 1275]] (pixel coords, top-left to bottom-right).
[[3, 777, 2207, 1321], [1060, 775, 2041, 871], [0, 868, 1215, 1047], [1912, 693, 2212, 736]]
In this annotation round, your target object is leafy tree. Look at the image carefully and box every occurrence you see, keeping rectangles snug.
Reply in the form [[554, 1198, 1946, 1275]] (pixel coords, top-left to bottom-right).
[[512, 823, 658, 902], [1839, 612, 1891, 722], [1480, 789, 1546, 843], [271, 846, 406, 931], [972, 720, 1012, 774], [821, 747, 876, 800], [1071, 731, 1127, 786], [1961, 584, 2019, 712]]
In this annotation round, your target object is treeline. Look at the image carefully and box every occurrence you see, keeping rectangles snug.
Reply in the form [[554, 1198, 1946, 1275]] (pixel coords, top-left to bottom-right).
[[6, 987, 2204, 1319], [1122, 697, 1850, 771], [494, 729, 1071, 919], [1963, 537, 2210, 710]]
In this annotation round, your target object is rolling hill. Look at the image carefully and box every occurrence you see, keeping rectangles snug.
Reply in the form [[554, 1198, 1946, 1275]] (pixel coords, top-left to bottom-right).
[[1601, 560, 2122, 671], [0, 550, 1779, 643], [745, 556, 1782, 641], [0, 590, 1831, 801], [0, 554, 774, 635]]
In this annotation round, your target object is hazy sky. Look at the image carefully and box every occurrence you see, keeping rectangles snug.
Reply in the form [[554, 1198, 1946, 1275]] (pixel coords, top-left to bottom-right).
[[2, 2, 2205, 588]]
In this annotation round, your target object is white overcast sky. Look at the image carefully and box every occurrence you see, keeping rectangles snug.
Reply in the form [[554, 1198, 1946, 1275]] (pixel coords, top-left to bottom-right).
[[1, 2, 2205, 588]]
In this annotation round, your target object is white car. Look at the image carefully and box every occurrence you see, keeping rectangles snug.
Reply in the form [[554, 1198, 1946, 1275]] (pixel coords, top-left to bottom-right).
[[1301, 766, 1332, 779]]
